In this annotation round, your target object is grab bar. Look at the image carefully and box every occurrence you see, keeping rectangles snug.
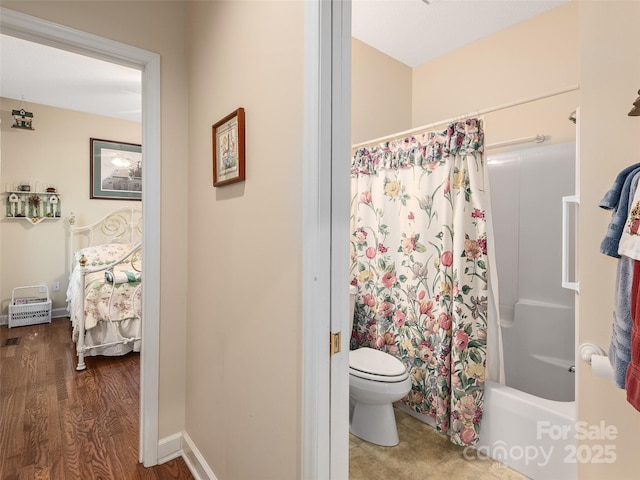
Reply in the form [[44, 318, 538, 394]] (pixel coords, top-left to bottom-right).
[[562, 195, 579, 292]]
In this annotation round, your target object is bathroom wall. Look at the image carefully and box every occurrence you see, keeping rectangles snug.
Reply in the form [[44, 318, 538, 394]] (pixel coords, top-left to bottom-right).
[[411, 1, 578, 148], [578, 1, 640, 477], [351, 38, 412, 145], [0, 99, 140, 313], [352, 2, 578, 153], [1, 0, 190, 442]]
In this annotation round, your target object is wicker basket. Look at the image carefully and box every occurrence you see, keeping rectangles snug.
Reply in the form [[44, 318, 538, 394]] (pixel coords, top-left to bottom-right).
[[8, 285, 52, 328]]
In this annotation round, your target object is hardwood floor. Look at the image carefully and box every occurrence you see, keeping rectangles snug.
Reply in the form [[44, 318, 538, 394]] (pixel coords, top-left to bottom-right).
[[0, 318, 193, 480]]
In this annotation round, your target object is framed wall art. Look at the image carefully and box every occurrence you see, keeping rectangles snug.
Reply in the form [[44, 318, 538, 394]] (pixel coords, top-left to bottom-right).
[[212, 107, 245, 187], [90, 138, 142, 200]]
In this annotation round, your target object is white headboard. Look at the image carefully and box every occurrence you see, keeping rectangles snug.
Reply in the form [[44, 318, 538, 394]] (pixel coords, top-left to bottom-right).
[[68, 207, 142, 271]]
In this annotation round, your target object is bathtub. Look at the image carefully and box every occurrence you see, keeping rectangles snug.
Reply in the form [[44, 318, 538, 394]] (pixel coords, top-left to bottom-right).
[[476, 143, 577, 479], [473, 301, 576, 479], [395, 376, 576, 479], [476, 381, 576, 479], [395, 143, 578, 478]]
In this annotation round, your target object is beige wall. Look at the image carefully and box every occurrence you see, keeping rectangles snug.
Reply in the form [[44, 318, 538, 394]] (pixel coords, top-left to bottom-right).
[[186, 1, 303, 479], [0, 99, 140, 313], [351, 38, 412, 145], [578, 1, 640, 477], [411, 1, 578, 147], [1, 0, 190, 440]]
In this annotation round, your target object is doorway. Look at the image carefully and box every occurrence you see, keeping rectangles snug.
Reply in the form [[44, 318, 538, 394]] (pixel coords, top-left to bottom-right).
[[0, 8, 162, 466]]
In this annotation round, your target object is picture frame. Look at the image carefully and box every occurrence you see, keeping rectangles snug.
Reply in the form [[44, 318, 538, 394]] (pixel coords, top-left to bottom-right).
[[212, 107, 245, 187], [90, 138, 142, 200]]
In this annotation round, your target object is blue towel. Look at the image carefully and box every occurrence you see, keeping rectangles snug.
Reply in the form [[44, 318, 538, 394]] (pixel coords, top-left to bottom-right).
[[600, 163, 640, 210], [608, 171, 640, 388], [609, 256, 635, 388], [600, 167, 640, 258]]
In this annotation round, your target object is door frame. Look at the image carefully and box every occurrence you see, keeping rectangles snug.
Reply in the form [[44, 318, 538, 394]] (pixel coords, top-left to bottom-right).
[[302, 1, 351, 478], [0, 8, 162, 467]]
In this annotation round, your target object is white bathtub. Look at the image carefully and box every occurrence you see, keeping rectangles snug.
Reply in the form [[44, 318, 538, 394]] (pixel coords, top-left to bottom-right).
[[477, 380, 576, 479], [478, 143, 577, 479], [477, 301, 576, 479]]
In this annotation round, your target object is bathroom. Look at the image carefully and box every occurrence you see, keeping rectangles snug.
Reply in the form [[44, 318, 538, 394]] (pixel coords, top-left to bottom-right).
[[348, 2, 578, 478]]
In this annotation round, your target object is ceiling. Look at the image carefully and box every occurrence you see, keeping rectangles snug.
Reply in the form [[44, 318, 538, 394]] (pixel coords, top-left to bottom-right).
[[0, 34, 142, 122], [0, 0, 568, 123], [352, 0, 568, 68]]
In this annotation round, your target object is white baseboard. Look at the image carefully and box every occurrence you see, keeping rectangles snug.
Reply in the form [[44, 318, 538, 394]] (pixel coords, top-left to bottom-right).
[[157, 432, 183, 463], [0, 308, 68, 326], [157, 431, 218, 480], [52, 308, 68, 319], [181, 431, 218, 480]]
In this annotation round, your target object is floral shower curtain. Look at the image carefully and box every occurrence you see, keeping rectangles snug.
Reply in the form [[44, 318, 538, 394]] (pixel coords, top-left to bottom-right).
[[350, 119, 488, 446]]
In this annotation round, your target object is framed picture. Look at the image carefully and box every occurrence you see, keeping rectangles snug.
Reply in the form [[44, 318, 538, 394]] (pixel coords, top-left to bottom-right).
[[212, 107, 245, 187], [90, 138, 142, 200]]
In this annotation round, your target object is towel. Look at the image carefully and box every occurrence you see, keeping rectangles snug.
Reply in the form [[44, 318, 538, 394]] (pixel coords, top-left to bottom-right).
[[625, 261, 640, 411], [618, 174, 640, 260], [105, 270, 141, 284], [607, 172, 640, 387], [600, 163, 640, 210], [609, 256, 634, 388], [600, 167, 640, 257]]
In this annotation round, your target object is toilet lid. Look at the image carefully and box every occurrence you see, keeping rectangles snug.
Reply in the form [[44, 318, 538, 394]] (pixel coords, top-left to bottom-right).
[[349, 347, 408, 381]]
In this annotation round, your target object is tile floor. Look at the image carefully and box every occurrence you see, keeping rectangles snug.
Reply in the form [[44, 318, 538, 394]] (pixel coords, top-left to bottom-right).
[[350, 408, 528, 480]]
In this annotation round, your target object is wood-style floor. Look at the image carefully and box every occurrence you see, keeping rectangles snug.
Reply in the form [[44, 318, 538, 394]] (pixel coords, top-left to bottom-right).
[[0, 318, 193, 480]]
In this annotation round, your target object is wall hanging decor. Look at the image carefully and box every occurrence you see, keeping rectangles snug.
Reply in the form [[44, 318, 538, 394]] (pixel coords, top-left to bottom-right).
[[90, 138, 142, 200], [5, 184, 61, 224], [11, 98, 35, 130], [212, 107, 245, 187]]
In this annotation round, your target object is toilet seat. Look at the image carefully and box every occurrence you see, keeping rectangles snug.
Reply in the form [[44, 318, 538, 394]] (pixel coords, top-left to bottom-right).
[[349, 347, 409, 382]]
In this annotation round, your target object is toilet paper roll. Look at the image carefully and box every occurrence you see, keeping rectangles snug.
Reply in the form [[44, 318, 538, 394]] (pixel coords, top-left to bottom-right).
[[591, 354, 615, 383]]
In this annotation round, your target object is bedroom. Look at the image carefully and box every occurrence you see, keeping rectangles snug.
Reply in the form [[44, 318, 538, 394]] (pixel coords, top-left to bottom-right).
[[0, 105, 142, 332], [0, 32, 165, 477]]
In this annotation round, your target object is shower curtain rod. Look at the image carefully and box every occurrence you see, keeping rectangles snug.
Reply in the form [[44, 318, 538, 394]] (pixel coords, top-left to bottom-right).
[[486, 134, 545, 150], [351, 84, 579, 149]]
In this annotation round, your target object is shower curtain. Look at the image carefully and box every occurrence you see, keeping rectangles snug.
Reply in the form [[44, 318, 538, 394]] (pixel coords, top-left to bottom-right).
[[350, 119, 488, 446]]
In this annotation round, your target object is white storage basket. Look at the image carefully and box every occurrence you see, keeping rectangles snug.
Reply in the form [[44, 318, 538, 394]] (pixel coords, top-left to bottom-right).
[[8, 285, 52, 328]]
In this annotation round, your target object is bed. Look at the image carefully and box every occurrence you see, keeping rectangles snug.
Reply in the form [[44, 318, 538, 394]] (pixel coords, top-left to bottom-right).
[[66, 207, 142, 370]]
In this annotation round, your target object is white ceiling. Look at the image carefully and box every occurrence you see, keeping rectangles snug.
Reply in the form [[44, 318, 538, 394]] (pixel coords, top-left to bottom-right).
[[0, 34, 142, 122], [352, 0, 569, 68], [0, 0, 568, 123]]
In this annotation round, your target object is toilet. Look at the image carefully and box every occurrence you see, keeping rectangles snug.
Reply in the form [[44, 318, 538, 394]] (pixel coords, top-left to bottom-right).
[[349, 285, 411, 447]]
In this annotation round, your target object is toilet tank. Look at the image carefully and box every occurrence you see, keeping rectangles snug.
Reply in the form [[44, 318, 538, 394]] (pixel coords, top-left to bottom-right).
[[349, 285, 358, 334]]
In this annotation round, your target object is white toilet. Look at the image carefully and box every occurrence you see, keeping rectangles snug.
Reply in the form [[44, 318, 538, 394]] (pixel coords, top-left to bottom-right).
[[349, 285, 411, 447]]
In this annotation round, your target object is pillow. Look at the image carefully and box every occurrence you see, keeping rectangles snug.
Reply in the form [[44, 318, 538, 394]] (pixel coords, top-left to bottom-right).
[[75, 243, 135, 267]]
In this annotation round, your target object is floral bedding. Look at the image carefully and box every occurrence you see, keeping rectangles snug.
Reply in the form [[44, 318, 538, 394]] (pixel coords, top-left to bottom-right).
[[67, 243, 142, 333]]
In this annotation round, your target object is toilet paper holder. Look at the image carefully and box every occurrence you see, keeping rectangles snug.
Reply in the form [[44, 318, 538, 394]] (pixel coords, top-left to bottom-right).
[[579, 343, 606, 364]]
